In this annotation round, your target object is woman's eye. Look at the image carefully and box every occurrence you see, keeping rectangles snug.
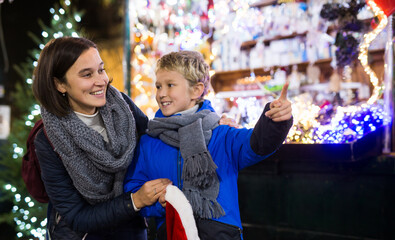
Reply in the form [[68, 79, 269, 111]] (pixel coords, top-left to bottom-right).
[[83, 73, 92, 77], [99, 68, 105, 73], [168, 84, 174, 87], [155, 85, 161, 89]]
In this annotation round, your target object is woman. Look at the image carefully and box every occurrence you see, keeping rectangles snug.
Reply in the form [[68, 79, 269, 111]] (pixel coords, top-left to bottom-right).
[[32, 36, 171, 239]]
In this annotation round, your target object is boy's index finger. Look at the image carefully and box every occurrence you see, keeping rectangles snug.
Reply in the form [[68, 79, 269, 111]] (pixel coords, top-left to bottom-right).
[[279, 81, 289, 100]]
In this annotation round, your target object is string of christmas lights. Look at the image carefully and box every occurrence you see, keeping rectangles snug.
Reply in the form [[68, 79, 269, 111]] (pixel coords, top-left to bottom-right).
[[359, 0, 387, 105]]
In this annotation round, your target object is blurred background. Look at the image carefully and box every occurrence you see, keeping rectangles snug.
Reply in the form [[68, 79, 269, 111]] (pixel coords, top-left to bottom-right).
[[0, 0, 394, 239]]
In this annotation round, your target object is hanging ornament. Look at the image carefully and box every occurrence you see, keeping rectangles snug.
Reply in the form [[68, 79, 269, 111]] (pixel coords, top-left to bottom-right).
[[320, 0, 366, 68], [320, 3, 340, 21], [334, 33, 359, 67]]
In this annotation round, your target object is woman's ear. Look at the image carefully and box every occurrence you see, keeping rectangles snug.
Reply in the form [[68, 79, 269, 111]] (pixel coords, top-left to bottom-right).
[[54, 77, 66, 94], [191, 82, 205, 100]]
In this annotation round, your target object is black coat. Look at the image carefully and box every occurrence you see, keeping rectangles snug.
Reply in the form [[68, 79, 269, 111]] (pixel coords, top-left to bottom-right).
[[34, 93, 149, 239]]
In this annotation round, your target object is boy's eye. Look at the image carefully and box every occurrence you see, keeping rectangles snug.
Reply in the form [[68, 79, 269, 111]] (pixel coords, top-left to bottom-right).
[[155, 85, 161, 89], [168, 84, 174, 87]]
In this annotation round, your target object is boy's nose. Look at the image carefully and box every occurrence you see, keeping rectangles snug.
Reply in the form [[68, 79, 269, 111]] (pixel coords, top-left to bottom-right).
[[158, 89, 167, 98]]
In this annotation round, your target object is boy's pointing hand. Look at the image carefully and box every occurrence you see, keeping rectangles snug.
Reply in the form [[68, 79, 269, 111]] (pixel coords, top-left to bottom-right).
[[265, 82, 292, 122]]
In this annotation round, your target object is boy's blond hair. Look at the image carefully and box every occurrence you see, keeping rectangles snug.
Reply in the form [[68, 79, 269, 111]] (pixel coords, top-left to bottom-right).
[[155, 51, 210, 103]]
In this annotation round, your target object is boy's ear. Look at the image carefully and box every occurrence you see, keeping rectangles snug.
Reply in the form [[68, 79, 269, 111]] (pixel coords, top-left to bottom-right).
[[54, 77, 66, 94], [191, 82, 205, 100]]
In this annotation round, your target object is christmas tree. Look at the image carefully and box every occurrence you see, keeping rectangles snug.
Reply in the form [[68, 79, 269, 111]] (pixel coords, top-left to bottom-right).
[[0, 1, 83, 239]]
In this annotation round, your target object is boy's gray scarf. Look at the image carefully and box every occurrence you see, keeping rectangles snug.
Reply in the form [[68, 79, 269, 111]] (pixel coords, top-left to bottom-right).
[[41, 86, 137, 204], [147, 109, 225, 219]]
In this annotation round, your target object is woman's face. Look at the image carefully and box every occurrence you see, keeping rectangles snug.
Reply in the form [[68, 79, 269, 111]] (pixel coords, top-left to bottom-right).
[[56, 47, 109, 115]]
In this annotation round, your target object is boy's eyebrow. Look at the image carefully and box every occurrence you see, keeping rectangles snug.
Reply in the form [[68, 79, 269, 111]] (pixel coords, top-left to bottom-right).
[[164, 78, 176, 82]]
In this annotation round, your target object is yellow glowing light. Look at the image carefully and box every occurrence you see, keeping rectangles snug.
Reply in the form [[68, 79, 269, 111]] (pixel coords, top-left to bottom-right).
[[141, 34, 148, 42], [209, 70, 216, 78], [136, 23, 144, 30], [137, 54, 148, 62], [133, 74, 142, 83], [134, 45, 142, 54], [358, 0, 388, 104], [136, 81, 144, 88]]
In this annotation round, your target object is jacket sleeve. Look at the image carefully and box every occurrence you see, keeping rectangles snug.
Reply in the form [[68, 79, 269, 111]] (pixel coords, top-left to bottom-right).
[[121, 92, 148, 136], [124, 139, 166, 218], [220, 102, 292, 171], [250, 102, 293, 155], [34, 130, 139, 233]]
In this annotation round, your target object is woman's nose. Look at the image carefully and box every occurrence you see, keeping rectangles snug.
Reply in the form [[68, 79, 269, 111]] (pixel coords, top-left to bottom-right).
[[95, 75, 108, 85]]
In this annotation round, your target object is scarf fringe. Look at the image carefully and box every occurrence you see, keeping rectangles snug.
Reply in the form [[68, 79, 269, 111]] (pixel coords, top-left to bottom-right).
[[184, 188, 225, 219], [183, 152, 218, 188], [148, 108, 224, 219]]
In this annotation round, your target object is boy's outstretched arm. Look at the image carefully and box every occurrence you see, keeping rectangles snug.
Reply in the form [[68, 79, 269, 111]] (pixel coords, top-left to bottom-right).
[[250, 82, 293, 156]]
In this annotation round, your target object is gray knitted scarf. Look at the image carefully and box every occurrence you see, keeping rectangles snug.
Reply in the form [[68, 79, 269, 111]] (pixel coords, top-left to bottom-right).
[[147, 109, 225, 219], [41, 86, 137, 204]]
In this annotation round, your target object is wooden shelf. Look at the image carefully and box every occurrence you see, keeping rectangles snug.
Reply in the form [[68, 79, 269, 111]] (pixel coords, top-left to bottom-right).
[[241, 31, 308, 50], [249, 0, 277, 8], [211, 58, 331, 92], [249, 0, 306, 9], [211, 49, 384, 93], [368, 48, 385, 63]]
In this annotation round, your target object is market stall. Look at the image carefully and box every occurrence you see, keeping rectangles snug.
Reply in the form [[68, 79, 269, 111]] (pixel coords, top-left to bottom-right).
[[125, 0, 394, 238], [125, 0, 393, 151]]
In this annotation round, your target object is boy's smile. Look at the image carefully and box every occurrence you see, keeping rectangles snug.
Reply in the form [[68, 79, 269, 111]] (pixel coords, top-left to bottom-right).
[[155, 70, 197, 116]]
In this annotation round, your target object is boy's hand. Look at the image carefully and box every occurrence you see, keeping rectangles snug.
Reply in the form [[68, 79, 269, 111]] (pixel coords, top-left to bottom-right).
[[132, 178, 172, 209], [265, 82, 292, 122]]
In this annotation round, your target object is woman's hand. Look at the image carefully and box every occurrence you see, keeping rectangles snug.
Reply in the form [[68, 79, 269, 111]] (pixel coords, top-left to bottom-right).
[[159, 192, 167, 208], [131, 178, 172, 209], [219, 114, 240, 128], [265, 82, 292, 122]]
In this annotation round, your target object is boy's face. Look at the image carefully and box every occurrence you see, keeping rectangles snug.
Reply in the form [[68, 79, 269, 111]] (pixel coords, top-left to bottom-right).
[[155, 69, 197, 116]]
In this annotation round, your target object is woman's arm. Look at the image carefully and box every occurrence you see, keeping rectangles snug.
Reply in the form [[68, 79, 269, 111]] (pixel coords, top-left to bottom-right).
[[124, 139, 168, 218], [121, 92, 149, 136], [34, 130, 138, 233]]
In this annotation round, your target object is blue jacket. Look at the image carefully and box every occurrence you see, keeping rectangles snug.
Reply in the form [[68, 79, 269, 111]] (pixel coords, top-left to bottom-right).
[[124, 100, 292, 234], [35, 93, 148, 239]]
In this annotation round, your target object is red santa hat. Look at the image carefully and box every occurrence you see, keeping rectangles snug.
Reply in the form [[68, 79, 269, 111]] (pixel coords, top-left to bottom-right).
[[165, 185, 200, 240]]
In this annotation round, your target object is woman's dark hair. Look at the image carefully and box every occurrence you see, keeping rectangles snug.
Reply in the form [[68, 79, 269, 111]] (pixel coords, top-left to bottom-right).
[[32, 37, 97, 117]]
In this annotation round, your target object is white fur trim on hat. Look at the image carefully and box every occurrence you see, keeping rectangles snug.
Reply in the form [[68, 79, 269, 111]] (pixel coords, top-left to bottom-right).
[[165, 185, 200, 240]]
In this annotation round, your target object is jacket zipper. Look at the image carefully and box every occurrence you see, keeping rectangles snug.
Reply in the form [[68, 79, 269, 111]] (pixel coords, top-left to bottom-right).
[[215, 220, 243, 236], [177, 151, 182, 189]]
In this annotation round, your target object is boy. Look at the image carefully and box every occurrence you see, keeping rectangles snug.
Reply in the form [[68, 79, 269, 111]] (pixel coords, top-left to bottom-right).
[[124, 51, 292, 240]]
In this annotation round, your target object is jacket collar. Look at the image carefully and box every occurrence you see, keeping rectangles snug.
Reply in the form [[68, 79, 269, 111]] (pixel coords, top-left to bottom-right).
[[154, 99, 215, 118]]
